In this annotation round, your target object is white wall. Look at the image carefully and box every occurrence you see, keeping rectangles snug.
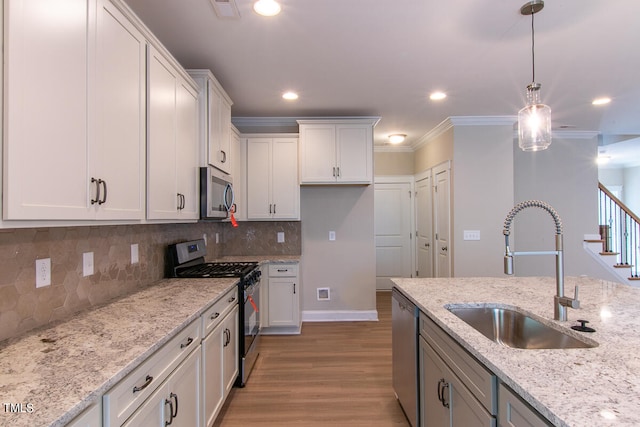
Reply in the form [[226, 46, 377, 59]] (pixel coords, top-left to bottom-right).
[[623, 166, 640, 215], [300, 186, 377, 318]]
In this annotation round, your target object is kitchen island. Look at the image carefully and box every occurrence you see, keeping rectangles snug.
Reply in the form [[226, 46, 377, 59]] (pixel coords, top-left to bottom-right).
[[391, 276, 640, 427]]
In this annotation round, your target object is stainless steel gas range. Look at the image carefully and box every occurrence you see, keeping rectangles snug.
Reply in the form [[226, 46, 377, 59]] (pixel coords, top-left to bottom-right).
[[167, 239, 261, 387]]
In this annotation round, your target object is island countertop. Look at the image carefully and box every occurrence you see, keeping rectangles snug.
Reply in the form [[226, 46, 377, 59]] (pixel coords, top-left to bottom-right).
[[391, 276, 640, 427], [0, 277, 238, 427]]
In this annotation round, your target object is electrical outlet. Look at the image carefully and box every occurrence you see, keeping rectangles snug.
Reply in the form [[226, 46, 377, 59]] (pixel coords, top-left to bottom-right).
[[329, 231, 336, 241], [83, 252, 94, 277], [35, 258, 51, 288], [131, 244, 139, 264], [202, 233, 207, 246], [215, 233, 220, 244], [317, 287, 330, 301], [277, 232, 285, 243]]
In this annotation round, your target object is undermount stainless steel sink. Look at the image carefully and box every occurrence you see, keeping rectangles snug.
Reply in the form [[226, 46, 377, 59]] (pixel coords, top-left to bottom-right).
[[445, 304, 597, 349]]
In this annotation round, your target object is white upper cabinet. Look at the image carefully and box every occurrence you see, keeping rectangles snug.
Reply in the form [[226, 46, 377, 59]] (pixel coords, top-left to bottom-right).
[[147, 46, 199, 221], [188, 70, 233, 174], [298, 119, 378, 185], [3, 0, 146, 220], [246, 137, 299, 220]]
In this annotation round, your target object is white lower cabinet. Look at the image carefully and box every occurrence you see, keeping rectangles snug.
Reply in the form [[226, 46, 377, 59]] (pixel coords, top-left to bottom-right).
[[419, 312, 497, 427], [67, 403, 101, 427], [122, 348, 201, 427], [262, 263, 300, 334], [201, 287, 239, 427]]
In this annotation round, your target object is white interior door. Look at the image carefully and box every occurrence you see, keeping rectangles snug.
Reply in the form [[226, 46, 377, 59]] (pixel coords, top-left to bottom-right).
[[434, 164, 451, 277], [375, 181, 412, 290], [416, 175, 434, 277]]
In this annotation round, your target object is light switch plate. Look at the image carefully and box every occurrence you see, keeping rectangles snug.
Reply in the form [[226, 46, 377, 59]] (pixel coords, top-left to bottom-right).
[[329, 231, 336, 241], [131, 244, 139, 264], [83, 252, 94, 277], [36, 258, 51, 288], [277, 232, 285, 243], [463, 230, 481, 241]]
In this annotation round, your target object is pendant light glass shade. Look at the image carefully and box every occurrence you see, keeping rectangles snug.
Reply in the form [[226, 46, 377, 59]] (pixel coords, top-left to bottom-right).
[[517, 0, 551, 152], [518, 83, 551, 151]]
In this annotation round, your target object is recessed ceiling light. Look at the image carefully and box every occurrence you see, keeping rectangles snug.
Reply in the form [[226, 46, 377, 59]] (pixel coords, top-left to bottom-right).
[[253, 0, 281, 16], [592, 97, 611, 106], [388, 134, 406, 144], [430, 91, 447, 101], [282, 91, 298, 100]]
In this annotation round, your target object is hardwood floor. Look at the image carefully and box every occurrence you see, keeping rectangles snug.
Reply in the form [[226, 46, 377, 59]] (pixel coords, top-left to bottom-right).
[[213, 291, 410, 426]]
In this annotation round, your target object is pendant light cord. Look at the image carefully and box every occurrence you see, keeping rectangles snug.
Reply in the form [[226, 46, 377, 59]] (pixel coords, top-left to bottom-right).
[[531, 6, 536, 83]]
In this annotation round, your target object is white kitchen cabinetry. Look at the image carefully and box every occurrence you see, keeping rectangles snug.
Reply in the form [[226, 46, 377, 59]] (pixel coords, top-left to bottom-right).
[[103, 319, 201, 426], [67, 403, 101, 427], [246, 137, 299, 220], [3, 0, 146, 220], [188, 70, 233, 174], [147, 46, 199, 221], [122, 348, 201, 427], [201, 288, 239, 427], [297, 119, 378, 185], [419, 312, 497, 427], [262, 263, 300, 334]]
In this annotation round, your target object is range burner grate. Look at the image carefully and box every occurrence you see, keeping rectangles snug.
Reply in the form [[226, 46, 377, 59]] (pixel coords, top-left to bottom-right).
[[175, 262, 258, 278]]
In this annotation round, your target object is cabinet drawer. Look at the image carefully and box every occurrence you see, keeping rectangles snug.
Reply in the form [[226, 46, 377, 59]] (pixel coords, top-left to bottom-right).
[[202, 286, 238, 337], [103, 319, 201, 426], [268, 263, 298, 277], [420, 312, 497, 415]]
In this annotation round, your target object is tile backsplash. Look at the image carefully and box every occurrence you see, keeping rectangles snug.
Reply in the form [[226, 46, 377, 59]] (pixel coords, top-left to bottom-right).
[[0, 221, 300, 342]]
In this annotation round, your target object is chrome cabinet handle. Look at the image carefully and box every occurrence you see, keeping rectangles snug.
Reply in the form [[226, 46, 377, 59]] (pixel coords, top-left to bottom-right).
[[99, 179, 107, 205], [132, 375, 153, 393], [90, 178, 100, 205]]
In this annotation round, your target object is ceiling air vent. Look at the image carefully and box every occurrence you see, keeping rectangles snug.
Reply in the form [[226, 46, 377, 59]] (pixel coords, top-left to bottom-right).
[[210, 0, 240, 19]]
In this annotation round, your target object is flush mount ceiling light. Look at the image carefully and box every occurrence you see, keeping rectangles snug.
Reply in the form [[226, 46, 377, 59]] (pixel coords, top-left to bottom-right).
[[517, 0, 552, 152], [253, 0, 281, 16], [282, 91, 298, 100], [592, 97, 612, 106], [430, 91, 447, 101], [388, 134, 406, 144]]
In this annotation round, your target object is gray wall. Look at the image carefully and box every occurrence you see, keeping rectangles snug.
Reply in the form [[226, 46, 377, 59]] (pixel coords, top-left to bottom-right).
[[300, 186, 376, 314]]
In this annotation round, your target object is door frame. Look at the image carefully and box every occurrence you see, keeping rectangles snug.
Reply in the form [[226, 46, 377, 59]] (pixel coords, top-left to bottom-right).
[[374, 175, 416, 287]]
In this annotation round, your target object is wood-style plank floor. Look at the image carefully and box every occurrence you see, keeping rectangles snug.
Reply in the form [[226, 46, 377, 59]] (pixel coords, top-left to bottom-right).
[[213, 291, 410, 426]]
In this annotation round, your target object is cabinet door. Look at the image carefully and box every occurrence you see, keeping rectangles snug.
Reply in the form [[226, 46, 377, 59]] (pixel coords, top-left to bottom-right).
[[93, 0, 146, 220], [202, 322, 225, 427], [167, 348, 201, 427], [336, 124, 372, 184], [271, 138, 300, 219], [299, 125, 336, 183], [420, 336, 450, 427], [498, 383, 550, 427], [222, 307, 239, 394], [175, 80, 199, 219], [147, 46, 178, 220], [219, 100, 232, 173], [207, 82, 222, 169], [246, 138, 272, 219], [268, 278, 299, 327], [4, 0, 91, 219], [67, 403, 101, 427]]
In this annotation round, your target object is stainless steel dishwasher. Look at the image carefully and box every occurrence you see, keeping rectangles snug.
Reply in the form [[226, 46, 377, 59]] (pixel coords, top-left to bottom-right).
[[392, 287, 418, 427]]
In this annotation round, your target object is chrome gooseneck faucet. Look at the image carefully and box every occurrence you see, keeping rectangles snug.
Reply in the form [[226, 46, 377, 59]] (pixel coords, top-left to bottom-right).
[[503, 200, 579, 321]]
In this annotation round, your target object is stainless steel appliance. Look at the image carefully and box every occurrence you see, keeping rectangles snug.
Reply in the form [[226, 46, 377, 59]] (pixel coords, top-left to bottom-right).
[[200, 166, 234, 220], [167, 239, 261, 387], [392, 287, 419, 427]]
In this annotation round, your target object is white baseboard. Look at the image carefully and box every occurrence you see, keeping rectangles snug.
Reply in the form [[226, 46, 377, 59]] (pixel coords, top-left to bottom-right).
[[301, 310, 379, 322]]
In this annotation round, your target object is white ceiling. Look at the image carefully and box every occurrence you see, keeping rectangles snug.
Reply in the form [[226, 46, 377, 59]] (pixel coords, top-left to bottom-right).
[[124, 0, 640, 158]]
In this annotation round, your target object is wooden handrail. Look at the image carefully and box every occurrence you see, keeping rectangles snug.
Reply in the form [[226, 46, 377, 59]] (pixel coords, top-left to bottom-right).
[[598, 182, 640, 225]]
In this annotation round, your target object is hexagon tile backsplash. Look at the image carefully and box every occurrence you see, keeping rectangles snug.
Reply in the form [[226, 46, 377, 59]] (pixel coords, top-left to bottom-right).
[[0, 221, 300, 343]]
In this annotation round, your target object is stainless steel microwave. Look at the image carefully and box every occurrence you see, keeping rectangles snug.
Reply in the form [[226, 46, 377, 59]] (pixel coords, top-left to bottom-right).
[[200, 167, 234, 220]]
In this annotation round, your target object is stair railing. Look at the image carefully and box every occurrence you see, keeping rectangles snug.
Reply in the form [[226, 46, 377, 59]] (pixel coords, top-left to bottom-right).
[[598, 182, 640, 279]]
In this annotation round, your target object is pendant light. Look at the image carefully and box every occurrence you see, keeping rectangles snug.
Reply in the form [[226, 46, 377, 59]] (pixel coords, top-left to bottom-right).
[[517, 0, 551, 152]]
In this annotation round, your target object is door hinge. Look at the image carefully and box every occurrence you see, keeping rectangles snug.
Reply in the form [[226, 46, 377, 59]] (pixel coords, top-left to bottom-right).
[[409, 233, 412, 240]]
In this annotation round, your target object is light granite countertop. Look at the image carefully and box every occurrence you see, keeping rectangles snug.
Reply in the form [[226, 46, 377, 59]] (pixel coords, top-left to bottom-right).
[[0, 277, 238, 427], [391, 276, 640, 427]]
